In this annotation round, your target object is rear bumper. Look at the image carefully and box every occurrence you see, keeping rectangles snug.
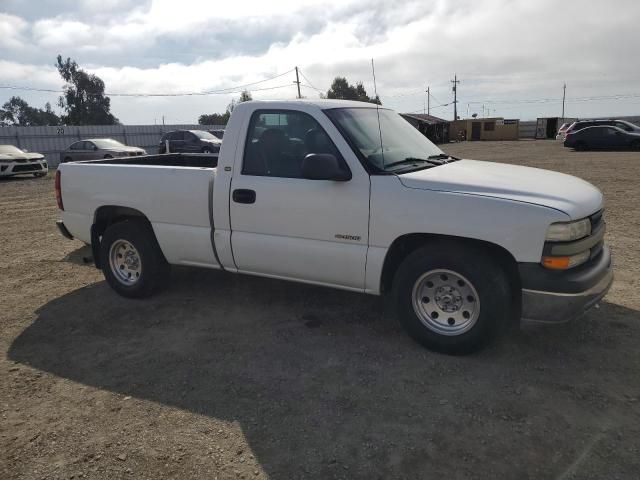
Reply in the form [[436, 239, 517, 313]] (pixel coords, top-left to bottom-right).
[[520, 247, 613, 324], [56, 220, 74, 240]]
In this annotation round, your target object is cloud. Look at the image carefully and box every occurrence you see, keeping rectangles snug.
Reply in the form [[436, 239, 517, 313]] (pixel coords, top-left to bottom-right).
[[1, 0, 640, 122], [0, 13, 28, 49]]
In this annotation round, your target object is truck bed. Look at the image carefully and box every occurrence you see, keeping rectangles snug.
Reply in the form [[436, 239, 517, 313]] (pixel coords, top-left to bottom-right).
[[59, 157, 219, 268], [76, 153, 218, 169]]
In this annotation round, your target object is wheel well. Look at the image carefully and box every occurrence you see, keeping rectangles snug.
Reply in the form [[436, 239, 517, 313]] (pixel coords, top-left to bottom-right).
[[380, 233, 521, 318], [91, 206, 151, 268]]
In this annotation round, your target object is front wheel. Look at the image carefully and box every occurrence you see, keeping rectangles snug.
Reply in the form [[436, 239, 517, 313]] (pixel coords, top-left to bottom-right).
[[100, 220, 170, 298], [393, 243, 511, 354]]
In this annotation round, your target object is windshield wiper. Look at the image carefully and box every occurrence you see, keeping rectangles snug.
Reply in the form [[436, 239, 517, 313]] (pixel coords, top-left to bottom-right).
[[427, 153, 459, 163], [384, 157, 442, 169]]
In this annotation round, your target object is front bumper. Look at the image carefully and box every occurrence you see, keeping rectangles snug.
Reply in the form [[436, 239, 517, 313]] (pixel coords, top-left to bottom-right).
[[0, 160, 48, 177], [520, 247, 613, 323]]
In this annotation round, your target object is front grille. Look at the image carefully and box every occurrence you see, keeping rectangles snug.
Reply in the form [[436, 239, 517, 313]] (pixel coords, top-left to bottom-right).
[[13, 164, 42, 172], [589, 209, 605, 258]]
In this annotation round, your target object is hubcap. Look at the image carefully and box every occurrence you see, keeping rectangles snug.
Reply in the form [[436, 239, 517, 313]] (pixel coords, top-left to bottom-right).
[[411, 269, 480, 336], [108, 239, 142, 286]]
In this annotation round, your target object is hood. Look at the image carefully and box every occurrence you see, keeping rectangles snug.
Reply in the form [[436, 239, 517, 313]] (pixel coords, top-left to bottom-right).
[[398, 159, 603, 219], [113, 146, 145, 152], [202, 138, 221, 145], [0, 152, 44, 161]]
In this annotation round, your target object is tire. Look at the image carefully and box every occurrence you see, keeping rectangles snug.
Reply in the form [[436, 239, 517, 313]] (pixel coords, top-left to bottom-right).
[[393, 242, 511, 355], [104, 154, 113, 159], [631, 140, 640, 151], [63, 157, 72, 163], [99, 220, 170, 298], [33, 172, 47, 178], [202, 147, 212, 154], [575, 141, 588, 151]]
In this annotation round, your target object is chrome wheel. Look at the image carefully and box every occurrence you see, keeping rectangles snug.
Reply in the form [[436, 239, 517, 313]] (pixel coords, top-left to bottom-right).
[[411, 269, 480, 336], [108, 239, 142, 286]]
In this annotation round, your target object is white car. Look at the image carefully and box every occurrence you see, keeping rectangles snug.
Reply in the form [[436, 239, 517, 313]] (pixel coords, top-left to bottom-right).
[[55, 100, 612, 354], [0, 145, 48, 178]]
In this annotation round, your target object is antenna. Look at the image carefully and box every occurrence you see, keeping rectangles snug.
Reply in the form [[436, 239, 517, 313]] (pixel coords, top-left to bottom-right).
[[371, 58, 385, 169]]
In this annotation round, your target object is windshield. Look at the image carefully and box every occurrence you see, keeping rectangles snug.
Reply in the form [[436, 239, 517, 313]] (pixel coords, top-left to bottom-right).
[[191, 130, 219, 141], [326, 108, 445, 172], [92, 139, 126, 149], [0, 145, 24, 154]]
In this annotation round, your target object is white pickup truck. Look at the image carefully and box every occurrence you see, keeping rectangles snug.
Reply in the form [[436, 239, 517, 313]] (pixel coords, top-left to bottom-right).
[[55, 100, 613, 354]]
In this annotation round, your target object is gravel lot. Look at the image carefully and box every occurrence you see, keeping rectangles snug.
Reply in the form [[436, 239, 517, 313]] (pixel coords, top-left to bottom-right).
[[1, 140, 639, 479]]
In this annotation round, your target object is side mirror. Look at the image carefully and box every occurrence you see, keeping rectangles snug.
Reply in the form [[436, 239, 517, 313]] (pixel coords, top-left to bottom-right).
[[301, 153, 351, 181]]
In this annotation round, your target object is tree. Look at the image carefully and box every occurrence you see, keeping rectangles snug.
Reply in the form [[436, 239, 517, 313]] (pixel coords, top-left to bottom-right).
[[326, 77, 381, 104], [198, 112, 230, 125], [0, 96, 61, 126], [198, 90, 253, 126], [56, 54, 119, 125]]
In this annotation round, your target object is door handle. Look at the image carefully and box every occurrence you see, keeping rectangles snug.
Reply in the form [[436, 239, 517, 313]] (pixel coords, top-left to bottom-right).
[[232, 189, 256, 204]]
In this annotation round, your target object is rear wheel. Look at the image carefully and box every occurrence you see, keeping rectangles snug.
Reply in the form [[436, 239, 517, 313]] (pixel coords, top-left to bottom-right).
[[100, 220, 170, 298], [393, 243, 511, 354], [202, 147, 212, 154]]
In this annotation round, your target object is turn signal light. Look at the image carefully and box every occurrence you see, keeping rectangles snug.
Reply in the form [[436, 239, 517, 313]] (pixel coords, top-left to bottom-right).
[[542, 250, 590, 270], [542, 256, 571, 269]]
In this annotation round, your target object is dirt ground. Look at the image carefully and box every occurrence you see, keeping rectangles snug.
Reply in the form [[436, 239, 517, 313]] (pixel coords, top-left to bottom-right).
[[1, 140, 639, 480]]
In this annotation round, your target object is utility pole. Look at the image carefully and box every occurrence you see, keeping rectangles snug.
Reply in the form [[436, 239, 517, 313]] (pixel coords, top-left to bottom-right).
[[426, 86, 430, 116], [294, 66, 302, 99], [561, 82, 566, 120], [451, 74, 460, 120]]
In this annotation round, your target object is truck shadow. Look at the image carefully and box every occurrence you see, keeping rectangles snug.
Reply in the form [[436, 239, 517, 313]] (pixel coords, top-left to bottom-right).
[[8, 269, 640, 478]]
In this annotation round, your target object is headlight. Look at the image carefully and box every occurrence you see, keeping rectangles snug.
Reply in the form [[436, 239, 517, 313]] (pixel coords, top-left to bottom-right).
[[545, 218, 591, 242]]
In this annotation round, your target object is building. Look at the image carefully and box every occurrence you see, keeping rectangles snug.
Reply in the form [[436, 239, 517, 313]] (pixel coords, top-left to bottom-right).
[[400, 113, 450, 144], [535, 117, 576, 139], [449, 118, 520, 141]]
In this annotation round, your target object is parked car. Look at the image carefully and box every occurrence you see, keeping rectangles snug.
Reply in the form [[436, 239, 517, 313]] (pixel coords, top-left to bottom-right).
[[56, 99, 612, 355], [555, 122, 572, 140], [60, 139, 146, 163], [159, 130, 222, 154], [0, 145, 48, 178], [208, 129, 225, 140], [565, 119, 640, 137], [564, 125, 640, 151]]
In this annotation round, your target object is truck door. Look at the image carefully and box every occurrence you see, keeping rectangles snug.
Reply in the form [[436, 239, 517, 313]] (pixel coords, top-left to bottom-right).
[[228, 109, 370, 290]]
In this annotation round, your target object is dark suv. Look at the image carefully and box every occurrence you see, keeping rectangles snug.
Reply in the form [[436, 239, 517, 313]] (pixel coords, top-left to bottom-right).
[[566, 119, 640, 135], [159, 130, 222, 154]]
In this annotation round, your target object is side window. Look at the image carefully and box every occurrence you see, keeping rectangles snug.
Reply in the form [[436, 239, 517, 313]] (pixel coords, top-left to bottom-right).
[[84, 141, 95, 150], [615, 122, 631, 132], [170, 131, 184, 141], [185, 132, 197, 142], [242, 110, 345, 178], [69, 142, 82, 150]]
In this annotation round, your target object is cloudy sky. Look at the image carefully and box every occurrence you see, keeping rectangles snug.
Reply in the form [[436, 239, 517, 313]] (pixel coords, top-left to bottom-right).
[[1, 0, 639, 124]]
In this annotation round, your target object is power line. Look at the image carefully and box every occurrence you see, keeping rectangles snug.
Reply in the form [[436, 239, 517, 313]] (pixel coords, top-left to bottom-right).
[[298, 69, 322, 92], [0, 69, 296, 98]]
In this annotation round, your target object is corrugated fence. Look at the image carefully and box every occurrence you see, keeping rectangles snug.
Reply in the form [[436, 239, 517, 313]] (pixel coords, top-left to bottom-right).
[[0, 124, 225, 167]]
